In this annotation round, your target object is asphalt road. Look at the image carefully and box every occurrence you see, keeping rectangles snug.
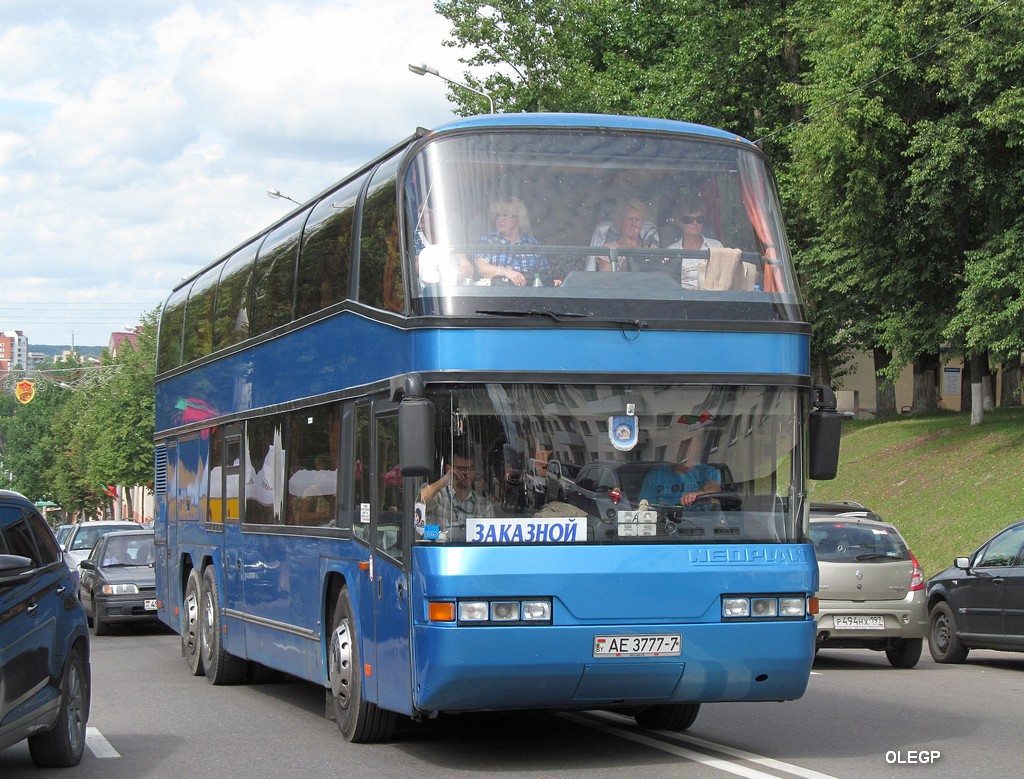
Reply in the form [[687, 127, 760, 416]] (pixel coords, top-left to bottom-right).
[[3, 625, 1021, 778]]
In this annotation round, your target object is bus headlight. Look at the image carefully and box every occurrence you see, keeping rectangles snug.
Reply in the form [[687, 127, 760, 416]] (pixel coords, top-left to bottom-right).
[[722, 595, 808, 620], [443, 598, 553, 625]]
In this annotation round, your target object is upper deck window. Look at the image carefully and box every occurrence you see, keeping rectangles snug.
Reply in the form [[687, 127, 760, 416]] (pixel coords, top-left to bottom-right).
[[404, 129, 800, 321]]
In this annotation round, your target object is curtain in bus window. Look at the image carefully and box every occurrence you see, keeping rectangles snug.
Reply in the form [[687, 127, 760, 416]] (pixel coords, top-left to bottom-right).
[[285, 406, 339, 527], [213, 241, 260, 351], [296, 178, 362, 317], [245, 416, 285, 525], [358, 157, 403, 313], [738, 153, 785, 293]]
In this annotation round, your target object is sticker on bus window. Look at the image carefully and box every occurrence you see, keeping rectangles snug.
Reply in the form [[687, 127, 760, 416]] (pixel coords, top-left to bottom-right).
[[608, 414, 638, 451], [467, 516, 587, 544], [360, 503, 370, 524]]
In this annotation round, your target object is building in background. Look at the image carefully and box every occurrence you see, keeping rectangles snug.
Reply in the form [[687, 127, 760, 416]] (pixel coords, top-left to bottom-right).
[[0, 330, 29, 371]]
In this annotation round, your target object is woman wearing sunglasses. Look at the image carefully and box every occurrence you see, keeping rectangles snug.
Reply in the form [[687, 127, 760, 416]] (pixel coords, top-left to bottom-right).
[[665, 194, 723, 289]]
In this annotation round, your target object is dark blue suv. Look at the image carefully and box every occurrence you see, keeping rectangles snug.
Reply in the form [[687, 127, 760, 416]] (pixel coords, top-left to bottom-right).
[[0, 490, 91, 766]]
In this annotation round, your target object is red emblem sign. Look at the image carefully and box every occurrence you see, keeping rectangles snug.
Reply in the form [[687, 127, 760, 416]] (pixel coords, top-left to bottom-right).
[[15, 379, 36, 404]]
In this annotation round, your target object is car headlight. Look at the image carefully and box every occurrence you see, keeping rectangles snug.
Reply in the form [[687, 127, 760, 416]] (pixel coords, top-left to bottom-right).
[[101, 583, 140, 595], [721, 595, 808, 620]]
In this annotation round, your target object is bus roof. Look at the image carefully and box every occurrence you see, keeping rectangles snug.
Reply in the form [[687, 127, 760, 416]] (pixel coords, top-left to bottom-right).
[[431, 112, 753, 146]]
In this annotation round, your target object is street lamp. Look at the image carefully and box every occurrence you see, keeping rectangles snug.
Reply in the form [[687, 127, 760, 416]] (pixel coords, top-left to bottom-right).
[[408, 62, 495, 114], [267, 188, 301, 206]]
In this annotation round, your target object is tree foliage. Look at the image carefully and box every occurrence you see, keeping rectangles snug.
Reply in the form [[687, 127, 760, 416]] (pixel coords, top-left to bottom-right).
[[0, 310, 158, 514], [436, 0, 1024, 415]]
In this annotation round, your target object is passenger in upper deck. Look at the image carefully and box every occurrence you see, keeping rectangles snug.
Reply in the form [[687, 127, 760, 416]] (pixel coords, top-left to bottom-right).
[[664, 194, 724, 290], [475, 197, 550, 286], [415, 204, 475, 285], [589, 198, 660, 272]]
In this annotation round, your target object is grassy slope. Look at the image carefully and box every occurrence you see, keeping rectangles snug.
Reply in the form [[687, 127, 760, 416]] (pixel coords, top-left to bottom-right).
[[807, 406, 1024, 578]]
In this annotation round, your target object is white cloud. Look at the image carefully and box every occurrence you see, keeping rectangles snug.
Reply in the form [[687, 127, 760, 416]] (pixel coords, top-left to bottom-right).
[[0, 0, 468, 346]]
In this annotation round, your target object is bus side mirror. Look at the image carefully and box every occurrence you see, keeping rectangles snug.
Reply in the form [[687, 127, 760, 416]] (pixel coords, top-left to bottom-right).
[[808, 385, 841, 480], [399, 396, 435, 478]]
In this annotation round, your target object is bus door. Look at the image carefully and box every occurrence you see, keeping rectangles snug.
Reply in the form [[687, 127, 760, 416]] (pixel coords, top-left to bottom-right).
[[220, 425, 246, 656], [368, 406, 413, 714]]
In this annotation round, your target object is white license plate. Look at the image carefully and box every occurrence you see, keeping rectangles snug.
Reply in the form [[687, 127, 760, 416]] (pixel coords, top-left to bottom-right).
[[594, 634, 681, 657], [833, 615, 884, 629], [144, 599, 158, 611]]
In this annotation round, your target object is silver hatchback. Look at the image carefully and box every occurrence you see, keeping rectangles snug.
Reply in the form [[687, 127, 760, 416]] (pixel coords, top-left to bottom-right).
[[810, 502, 928, 668]]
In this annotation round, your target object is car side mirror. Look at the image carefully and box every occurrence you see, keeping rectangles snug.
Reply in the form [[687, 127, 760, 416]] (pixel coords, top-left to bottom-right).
[[0, 553, 35, 585], [80, 560, 97, 571], [954, 556, 971, 570]]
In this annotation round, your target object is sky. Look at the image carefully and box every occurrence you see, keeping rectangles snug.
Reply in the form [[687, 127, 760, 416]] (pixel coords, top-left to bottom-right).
[[0, 0, 468, 347]]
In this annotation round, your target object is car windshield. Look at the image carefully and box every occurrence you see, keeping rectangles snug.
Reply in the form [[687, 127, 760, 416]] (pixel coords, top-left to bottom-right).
[[101, 535, 154, 566], [810, 520, 909, 562], [71, 525, 135, 551]]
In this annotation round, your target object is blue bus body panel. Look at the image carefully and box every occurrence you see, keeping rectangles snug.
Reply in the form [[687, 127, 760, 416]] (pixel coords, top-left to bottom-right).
[[408, 544, 816, 713], [156, 316, 808, 432]]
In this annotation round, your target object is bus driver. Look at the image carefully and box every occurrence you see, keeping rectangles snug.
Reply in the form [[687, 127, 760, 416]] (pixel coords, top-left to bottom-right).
[[418, 446, 494, 540]]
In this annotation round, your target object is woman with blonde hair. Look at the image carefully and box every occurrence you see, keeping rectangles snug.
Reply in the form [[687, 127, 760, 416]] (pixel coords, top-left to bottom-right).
[[475, 196, 549, 286]]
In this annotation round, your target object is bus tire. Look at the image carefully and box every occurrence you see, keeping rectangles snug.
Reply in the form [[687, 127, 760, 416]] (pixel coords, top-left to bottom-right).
[[183, 568, 205, 676], [634, 702, 700, 731], [328, 587, 396, 743], [200, 566, 248, 685]]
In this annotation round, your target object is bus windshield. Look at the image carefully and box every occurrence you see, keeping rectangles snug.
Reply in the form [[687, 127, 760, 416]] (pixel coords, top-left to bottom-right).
[[404, 129, 799, 320], [415, 383, 804, 546]]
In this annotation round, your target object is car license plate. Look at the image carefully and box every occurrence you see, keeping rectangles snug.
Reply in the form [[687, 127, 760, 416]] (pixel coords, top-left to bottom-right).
[[144, 599, 158, 611], [833, 615, 884, 629], [593, 634, 681, 657]]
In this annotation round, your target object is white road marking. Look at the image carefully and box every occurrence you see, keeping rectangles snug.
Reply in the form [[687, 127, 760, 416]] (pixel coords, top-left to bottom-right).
[[86, 727, 120, 758], [563, 711, 837, 779]]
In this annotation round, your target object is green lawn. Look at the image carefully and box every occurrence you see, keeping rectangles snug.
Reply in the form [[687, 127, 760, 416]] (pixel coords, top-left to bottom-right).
[[807, 406, 1024, 577]]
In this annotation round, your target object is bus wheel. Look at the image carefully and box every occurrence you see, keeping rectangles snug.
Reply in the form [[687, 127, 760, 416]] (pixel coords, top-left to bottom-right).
[[200, 567, 247, 685], [182, 568, 205, 676], [634, 703, 701, 731], [328, 587, 396, 743]]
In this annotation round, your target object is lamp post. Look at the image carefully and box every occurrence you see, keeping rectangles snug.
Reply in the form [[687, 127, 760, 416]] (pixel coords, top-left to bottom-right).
[[267, 188, 301, 206], [408, 63, 494, 114]]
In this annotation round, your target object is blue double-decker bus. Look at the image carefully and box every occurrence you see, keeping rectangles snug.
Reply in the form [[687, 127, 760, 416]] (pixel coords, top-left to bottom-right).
[[153, 113, 840, 742]]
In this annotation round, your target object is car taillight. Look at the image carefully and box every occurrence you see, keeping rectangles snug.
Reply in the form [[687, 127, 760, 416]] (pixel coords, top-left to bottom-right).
[[609, 487, 622, 504], [909, 551, 924, 591]]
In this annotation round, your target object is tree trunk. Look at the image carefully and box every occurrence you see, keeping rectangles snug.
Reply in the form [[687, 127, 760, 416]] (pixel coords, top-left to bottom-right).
[[1001, 353, 1021, 407], [873, 348, 897, 419], [912, 353, 940, 413], [970, 353, 985, 425], [982, 350, 995, 411]]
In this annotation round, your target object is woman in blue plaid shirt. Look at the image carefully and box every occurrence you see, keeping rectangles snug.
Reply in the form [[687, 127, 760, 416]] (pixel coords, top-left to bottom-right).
[[474, 197, 549, 286]]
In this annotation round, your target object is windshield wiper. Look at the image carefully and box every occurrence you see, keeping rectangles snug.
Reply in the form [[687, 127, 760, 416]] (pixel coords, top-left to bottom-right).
[[855, 553, 895, 561], [476, 308, 589, 322]]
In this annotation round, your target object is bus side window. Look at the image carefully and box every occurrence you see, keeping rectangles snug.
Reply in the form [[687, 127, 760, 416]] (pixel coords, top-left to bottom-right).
[[250, 209, 309, 337], [358, 156, 404, 313], [297, 177, 363, 316], [213, 241, 260, 351], [375, 413, 403, 559]]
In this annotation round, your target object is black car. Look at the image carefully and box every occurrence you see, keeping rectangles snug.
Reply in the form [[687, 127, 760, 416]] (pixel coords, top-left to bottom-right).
[[563, 460, 664, 519], [79, 530, 159, 635], [0, 489, 91, 766], [926, 519, 1024, 663]]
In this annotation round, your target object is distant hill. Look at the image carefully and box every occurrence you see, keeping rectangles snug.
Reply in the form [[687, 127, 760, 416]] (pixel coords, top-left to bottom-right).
[[30, 344, 105, 360]]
